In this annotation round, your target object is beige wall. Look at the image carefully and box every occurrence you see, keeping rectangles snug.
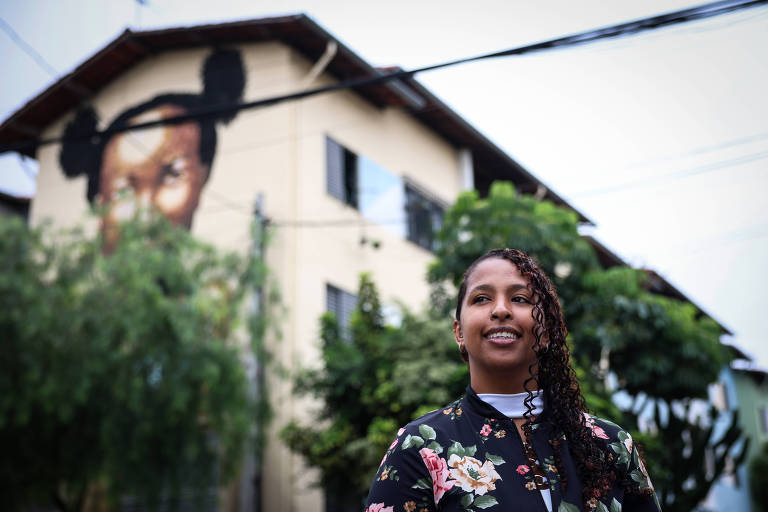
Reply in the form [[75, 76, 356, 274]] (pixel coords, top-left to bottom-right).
[[30, 40, 464, 512]]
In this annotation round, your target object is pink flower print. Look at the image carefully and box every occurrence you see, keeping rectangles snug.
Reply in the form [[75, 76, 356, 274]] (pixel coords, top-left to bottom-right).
[[516, 464, 531, 475], [419, 447, 456, 505], [365, 504, 394, 512], [398, 427, 406, 437], [389, 438, 399, 451], [480, 424, 492, 436], [591, 425, 610, 440]]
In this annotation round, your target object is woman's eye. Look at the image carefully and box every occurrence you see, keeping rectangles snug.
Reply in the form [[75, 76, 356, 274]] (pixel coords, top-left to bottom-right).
[[472, 296, 489, 304], [511, 296, 530, 304]]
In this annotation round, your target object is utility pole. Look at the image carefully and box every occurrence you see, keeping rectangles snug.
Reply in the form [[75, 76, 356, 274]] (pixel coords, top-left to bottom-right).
[[241, 192, 267, 512]]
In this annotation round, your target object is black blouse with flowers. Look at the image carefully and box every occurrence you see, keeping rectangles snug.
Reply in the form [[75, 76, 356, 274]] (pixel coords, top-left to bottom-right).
[[365, 387, 661, 512]]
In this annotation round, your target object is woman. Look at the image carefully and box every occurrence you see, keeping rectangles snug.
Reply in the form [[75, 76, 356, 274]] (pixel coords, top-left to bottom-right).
[[365, 249, 660, 512]]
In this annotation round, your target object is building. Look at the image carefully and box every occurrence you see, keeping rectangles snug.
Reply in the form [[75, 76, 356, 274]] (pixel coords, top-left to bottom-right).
[[704, 347, 768, 512], [0, 190, 31, 220], [0, 14, 732, 512]]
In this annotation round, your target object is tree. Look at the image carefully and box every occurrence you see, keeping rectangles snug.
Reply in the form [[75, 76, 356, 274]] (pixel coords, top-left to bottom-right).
[[281, 274, 467, 510], [282, 181, 741, 511], [428, 182, 739, 511], [0, 216, 264, 511], [749, 442, 768, 511]]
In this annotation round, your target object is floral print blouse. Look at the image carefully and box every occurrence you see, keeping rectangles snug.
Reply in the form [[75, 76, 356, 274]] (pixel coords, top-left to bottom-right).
[[365, 387, 661, 512]]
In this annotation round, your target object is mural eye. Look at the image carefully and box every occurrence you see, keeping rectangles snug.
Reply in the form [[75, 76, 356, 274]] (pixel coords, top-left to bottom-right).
[[113, 178, 134, 199], [160, 162, 184, 185]]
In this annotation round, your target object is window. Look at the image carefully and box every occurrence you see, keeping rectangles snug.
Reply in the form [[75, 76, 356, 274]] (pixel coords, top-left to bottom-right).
[[326, 137, 357, 208], [326, 284, 358, 339], [358, 155, 407, 238], [405, 183, 444, 252], [710, 381, 729, 411], [326, 136, 445, 252], [760, 406, 768, 434]]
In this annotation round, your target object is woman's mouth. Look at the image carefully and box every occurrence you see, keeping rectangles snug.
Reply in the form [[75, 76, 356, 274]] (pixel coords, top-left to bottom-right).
[[484, 327, 520, 345]]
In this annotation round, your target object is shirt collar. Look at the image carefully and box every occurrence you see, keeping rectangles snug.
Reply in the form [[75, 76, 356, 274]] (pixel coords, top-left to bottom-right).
[[463, 385, 551, 424]]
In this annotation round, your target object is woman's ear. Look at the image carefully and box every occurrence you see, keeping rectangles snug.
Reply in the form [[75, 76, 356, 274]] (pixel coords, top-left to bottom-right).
[[453, 320, 469, 363], [537, 325, 551, 353], [453, 320, 462, 345]]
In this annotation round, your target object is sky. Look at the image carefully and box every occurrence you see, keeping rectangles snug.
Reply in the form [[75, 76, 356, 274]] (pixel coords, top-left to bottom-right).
[[1, 0, 767, 366]]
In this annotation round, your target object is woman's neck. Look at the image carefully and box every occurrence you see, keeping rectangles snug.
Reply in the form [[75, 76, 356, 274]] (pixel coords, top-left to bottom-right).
[[469, 369, 538, 395]]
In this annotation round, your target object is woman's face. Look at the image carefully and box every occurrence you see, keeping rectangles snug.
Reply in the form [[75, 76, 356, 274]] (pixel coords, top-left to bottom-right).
[[99, 104, 208, 249], [453, 257, 542, 393]]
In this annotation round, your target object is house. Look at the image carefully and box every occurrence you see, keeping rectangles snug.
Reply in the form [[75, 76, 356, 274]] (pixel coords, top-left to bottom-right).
[[0, 190, 31, 220], [704, 346, 768, 512], [0, 14, 732, 512]]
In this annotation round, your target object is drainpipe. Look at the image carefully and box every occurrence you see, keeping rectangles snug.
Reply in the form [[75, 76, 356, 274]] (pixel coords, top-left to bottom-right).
[[300, 40, 338, 89], [459, 148, 474, 191]]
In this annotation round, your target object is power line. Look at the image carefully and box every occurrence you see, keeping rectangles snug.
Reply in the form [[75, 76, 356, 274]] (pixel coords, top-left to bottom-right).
[[571, 148, 768, 198], [0, 17, 59, 78], [0, 14, 147, 155], [621, 130, 768, 172], [1, 0, 765, 155]]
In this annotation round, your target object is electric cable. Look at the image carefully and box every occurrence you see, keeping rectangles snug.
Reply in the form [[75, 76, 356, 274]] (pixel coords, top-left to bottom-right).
[[1, 0, 766, 155], [0, 17, 59, 78], [571, 148, 768, 198]]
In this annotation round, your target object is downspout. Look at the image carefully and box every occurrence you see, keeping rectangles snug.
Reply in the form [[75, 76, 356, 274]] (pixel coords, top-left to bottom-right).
[[300, 40, 338, 89]]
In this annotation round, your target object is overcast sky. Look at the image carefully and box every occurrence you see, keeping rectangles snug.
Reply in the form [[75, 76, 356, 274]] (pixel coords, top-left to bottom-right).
[[2, 0, 767, 366]]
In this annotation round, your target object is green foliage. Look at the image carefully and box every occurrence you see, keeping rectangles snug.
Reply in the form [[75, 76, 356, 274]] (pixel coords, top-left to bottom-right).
[[426, 181, 739, 507], [576, 268, 727, 401], [640, 402, 749, 512], [0, 216, 266, 511], [428, 182, 597, 314], [283, 181, 739, 510], [750, 441, 768, 511], [281, 274, 467, 508]]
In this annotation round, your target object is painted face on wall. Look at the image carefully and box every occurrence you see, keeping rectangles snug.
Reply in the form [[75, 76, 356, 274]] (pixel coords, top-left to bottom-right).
[[99, 104, 208, 249]]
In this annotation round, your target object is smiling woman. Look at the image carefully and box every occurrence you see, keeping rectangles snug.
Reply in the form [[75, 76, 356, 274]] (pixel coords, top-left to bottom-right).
[[365, 248, 661, 512]]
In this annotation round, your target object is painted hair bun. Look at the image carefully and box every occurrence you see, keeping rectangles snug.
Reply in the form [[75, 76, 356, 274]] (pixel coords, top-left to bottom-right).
[[201, 48, 246, 125], [58, 106, 103, 202]]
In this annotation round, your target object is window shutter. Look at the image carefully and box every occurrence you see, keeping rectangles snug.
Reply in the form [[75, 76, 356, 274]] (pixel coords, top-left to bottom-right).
[[404, 184, 444, 252], [326, 137, 345, 201], [326, 284, 358, 341]]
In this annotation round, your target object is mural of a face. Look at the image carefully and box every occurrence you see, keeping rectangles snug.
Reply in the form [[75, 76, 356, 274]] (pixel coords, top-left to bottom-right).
[[99, 105, 208, 249], [58, 48, 245, 251]]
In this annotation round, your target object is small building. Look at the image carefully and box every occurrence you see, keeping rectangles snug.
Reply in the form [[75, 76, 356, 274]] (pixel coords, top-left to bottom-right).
[[0, 190, 31, 220], [705, 346, 768, 512]]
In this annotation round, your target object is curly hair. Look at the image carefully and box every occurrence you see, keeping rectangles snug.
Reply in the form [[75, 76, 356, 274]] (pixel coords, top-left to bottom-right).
[[455, 248, 616, 509]]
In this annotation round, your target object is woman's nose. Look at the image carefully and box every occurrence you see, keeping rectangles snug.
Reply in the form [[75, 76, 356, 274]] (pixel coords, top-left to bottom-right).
[[490, 298, 512, 319]]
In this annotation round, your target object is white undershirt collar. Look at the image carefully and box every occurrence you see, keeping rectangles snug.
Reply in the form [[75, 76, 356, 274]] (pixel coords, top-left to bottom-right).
[[477, 390, 544, 419]]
